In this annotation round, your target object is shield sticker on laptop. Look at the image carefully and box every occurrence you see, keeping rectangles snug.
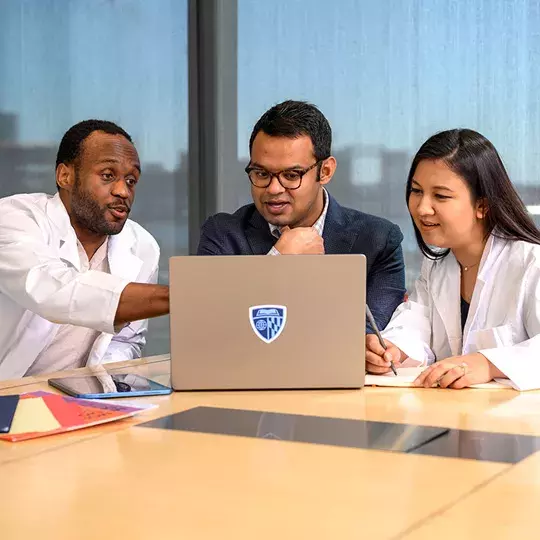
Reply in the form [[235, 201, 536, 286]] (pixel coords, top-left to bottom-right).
[[249, 305, 287, 344]]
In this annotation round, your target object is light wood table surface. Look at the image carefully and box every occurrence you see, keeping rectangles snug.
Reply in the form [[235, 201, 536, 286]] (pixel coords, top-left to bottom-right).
[[1, 356, 539, 539]]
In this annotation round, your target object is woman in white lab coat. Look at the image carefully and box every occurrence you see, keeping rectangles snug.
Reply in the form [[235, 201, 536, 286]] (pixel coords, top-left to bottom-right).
[[366, 129, 540, 391]]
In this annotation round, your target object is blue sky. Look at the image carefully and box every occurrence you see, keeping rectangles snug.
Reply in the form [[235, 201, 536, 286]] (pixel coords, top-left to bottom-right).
[[2, 0, 540, 184]]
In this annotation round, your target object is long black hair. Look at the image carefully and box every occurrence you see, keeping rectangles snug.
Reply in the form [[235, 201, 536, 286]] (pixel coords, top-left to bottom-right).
[[406, 128, 540, 259]]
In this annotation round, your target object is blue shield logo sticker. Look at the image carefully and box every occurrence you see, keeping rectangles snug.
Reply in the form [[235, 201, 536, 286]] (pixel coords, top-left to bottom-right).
[[249, 305, 287, 344]]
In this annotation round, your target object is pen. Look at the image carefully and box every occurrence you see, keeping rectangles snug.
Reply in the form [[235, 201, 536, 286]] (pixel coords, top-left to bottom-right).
[[366, 304, 397, 376]]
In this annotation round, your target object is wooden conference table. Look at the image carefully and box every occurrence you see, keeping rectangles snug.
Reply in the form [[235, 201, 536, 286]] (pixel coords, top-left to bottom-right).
[[1, 355, 540, 539]]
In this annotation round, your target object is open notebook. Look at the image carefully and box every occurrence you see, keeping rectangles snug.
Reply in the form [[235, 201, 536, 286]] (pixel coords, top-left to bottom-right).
[[365, 367, 513, 389]]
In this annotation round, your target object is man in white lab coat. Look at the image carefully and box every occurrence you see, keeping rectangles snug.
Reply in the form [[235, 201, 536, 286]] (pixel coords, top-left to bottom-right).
[[0, 120, 169, 380]]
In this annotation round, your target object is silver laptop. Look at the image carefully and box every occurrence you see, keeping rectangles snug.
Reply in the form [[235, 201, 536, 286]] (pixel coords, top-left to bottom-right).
[[169, 254, 366, 391]]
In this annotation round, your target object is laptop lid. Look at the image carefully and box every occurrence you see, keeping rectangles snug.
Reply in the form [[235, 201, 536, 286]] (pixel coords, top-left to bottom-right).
[[170, 254, 366, 390]]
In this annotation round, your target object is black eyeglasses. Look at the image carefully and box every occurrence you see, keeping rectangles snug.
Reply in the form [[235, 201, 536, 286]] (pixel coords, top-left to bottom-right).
[[245, 160, 323, 190]]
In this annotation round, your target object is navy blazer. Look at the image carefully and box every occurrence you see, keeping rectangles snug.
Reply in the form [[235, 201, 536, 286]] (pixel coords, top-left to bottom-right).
[[197, 194, 405, 331]]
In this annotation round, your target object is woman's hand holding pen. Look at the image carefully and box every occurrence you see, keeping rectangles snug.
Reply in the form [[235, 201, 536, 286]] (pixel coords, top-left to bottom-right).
[[365, 335, 407, 374]]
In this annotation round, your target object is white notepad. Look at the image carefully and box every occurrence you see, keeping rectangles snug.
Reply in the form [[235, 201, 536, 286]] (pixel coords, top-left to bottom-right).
[[365, 367, 513, 389]]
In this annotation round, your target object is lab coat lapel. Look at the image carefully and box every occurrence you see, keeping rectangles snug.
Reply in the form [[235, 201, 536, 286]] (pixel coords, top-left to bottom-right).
[[107, 223, 143, 282], [46, 193, 82, 271], [462, 235, 507, 353], [431, 254, 462, 356], [88, 224, 142, 366]]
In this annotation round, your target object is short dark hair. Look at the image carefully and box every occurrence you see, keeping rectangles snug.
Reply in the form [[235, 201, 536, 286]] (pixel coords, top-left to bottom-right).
[[249, 100, 332, 161], [406, 128, 540, 259], [55, 119, 132, 169]]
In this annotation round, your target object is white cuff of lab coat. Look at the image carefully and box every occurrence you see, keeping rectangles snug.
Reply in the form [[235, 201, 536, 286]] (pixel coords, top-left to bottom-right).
[[480, 346, 540, 391]]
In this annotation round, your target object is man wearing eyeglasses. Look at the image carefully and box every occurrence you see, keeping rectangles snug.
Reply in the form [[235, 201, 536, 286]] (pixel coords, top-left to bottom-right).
[[197, 100, 405, 330]]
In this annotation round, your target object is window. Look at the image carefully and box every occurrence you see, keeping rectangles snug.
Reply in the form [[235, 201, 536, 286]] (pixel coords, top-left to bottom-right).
[[237, 0, 540, 288], [0, 0, 188, 354]]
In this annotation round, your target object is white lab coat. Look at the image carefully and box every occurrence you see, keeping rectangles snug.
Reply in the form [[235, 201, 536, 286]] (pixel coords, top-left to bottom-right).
[[0, 193, 160, 380], [381, 234, 540, 391]]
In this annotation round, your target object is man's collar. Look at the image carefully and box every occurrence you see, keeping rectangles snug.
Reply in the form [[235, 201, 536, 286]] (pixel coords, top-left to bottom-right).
[[46, 193, 75, 240], [268, 187, 329, 238]]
